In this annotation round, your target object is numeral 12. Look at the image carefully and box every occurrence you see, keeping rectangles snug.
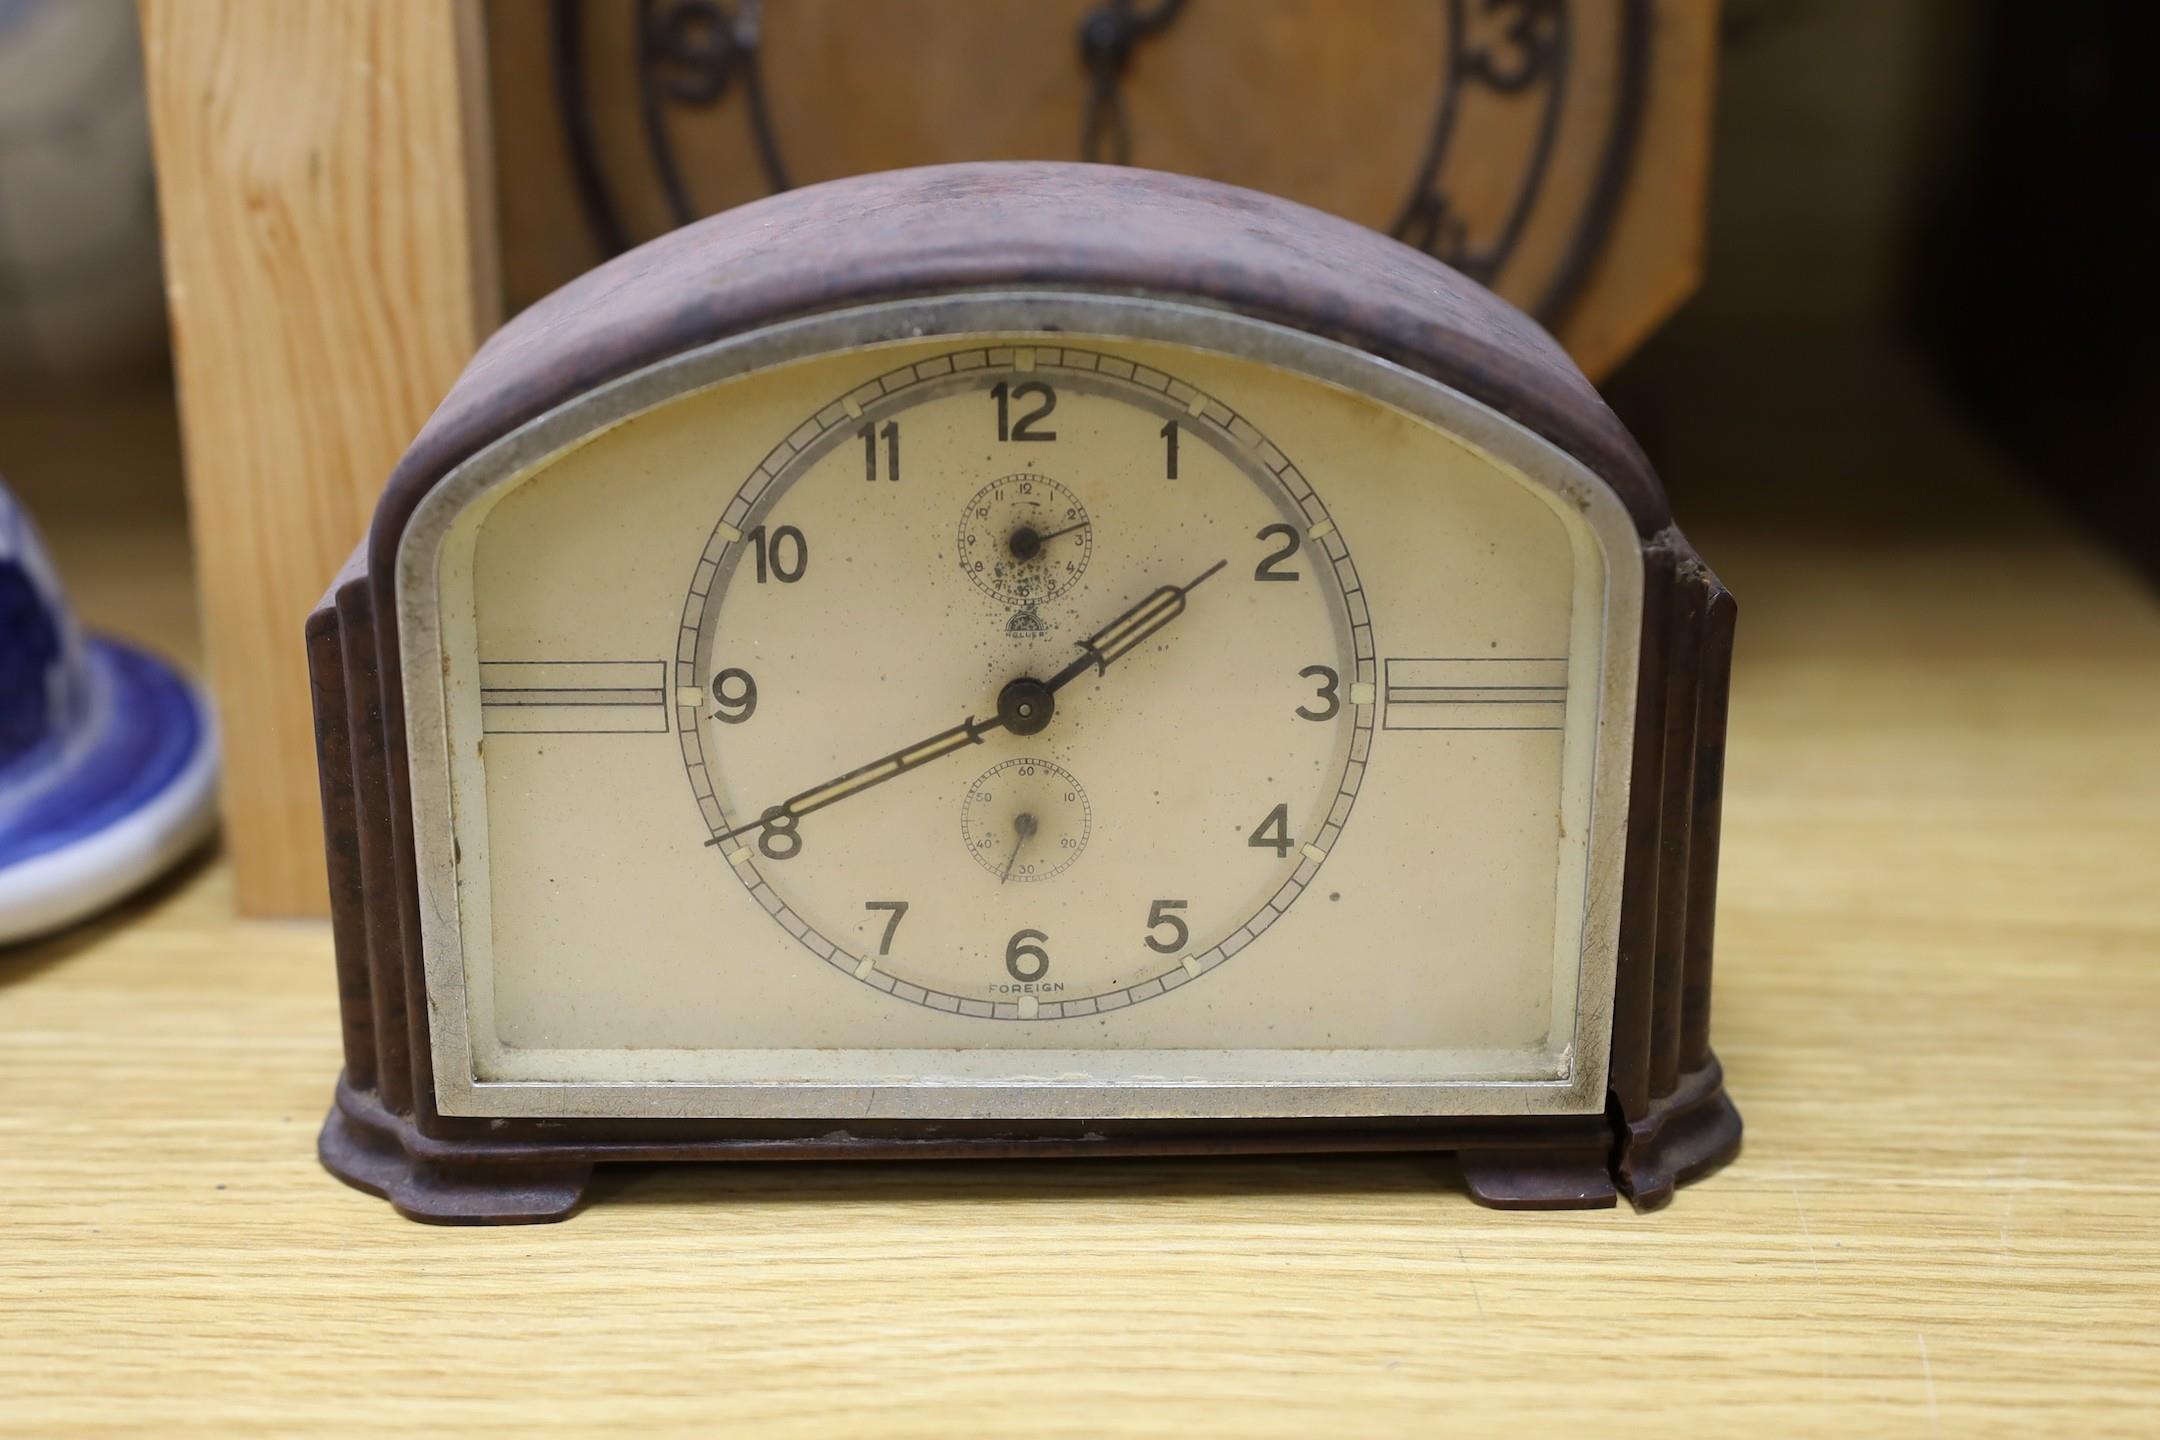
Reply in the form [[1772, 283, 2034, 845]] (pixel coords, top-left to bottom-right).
[[991, 381, 1058, 441]]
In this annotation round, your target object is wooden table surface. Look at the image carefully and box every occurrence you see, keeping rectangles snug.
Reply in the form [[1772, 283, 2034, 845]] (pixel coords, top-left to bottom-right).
[[5, 386, 2158, 1436]]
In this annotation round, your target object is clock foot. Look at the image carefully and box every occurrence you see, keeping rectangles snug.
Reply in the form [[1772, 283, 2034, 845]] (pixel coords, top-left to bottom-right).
[[1612, 1052, 1743, 1208], [1458, 1146, 1619, 1210], [318, 1077, 593, 1225], [1459, 1053, 1740, 1210]]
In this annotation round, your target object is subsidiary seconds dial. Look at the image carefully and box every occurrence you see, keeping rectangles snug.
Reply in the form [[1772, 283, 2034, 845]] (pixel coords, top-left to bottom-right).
[[678, 344, 1376, 1020]]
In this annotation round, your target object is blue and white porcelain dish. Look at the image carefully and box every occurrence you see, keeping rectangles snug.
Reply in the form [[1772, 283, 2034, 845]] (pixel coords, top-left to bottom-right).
[[0, 479, 217, 943]]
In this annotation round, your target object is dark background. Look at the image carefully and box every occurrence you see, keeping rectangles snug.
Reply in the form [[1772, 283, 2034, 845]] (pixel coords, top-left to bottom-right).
[[1609, 0, 2158, 580]]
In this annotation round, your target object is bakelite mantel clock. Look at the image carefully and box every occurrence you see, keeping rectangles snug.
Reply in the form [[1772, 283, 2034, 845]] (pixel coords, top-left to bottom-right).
[[307, 163, 1740, 1223]]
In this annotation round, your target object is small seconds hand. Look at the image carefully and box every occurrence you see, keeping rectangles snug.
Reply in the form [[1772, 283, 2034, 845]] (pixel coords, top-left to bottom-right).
[[998, 812, 1039, 885]]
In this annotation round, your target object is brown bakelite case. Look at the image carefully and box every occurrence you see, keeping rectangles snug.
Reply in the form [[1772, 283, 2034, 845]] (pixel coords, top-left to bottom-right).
[[308, 164, 1740, 1223]]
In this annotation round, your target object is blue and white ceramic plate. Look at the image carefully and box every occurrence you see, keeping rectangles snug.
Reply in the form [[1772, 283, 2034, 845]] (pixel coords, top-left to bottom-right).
[[1, 482, 217, 944]]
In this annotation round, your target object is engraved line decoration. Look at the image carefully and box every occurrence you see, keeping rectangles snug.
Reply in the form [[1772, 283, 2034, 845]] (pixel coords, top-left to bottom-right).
[[479, 660, 670, 734], [1381, 656, 1566, 731]]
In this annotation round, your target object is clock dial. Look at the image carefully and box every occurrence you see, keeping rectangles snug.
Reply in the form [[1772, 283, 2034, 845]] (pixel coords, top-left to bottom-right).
[[954, 473, 1094, 607], [679, 347, 1372, 1019], [415, 313, 1636, 1119]]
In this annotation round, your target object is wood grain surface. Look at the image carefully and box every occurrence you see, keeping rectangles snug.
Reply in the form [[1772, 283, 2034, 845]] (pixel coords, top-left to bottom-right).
[[138, 0, 498, 916], [5, 435, 2158, 1432]]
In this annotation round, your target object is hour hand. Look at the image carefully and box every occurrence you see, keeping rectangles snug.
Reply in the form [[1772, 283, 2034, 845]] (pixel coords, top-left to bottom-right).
[[1052, 558, 1227, 689]]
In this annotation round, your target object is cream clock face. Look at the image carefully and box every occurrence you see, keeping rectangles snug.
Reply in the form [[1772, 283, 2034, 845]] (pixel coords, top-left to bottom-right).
[[683, 345, 1373, 1021], [405, 303, 1639, 1121]]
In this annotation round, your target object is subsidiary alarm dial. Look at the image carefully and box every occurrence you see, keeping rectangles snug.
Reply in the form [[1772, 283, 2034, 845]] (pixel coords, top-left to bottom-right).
[[955, 474, 1093, 609]]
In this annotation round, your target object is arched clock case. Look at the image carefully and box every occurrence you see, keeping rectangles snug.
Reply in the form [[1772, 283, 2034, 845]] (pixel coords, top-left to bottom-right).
[[306, 163, 1740, 1223]]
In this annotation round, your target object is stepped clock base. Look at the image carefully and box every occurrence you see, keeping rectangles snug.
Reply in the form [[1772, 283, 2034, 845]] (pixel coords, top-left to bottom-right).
[[320, 1086, 592, 1225], [1613, 1054, 1744, 1207], [320, 1057, 1740, 1224]]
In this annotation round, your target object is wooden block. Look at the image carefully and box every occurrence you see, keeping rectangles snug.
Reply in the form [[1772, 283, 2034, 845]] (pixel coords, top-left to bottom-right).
[[140, 0, 500, 915]]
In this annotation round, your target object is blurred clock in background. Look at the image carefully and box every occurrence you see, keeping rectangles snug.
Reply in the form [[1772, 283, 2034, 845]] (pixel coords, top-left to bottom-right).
[[498, 0, 1719, 378]]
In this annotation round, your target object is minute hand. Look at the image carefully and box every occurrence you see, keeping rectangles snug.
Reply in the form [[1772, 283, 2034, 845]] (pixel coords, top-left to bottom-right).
[[1048, 558, 1228, 692], [707, 714, 999, 845]]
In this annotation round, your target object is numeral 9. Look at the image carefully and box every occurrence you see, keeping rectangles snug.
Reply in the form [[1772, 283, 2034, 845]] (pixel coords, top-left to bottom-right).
[[710, 667, 758, 723]]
